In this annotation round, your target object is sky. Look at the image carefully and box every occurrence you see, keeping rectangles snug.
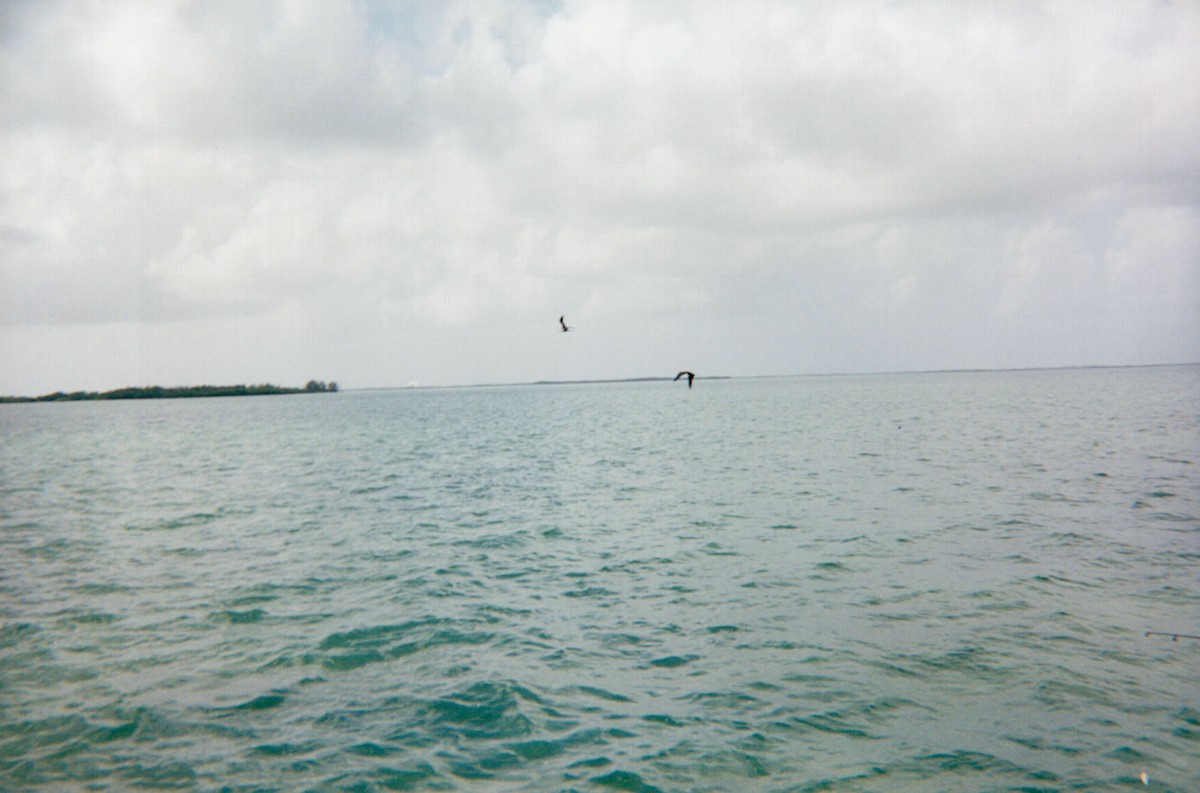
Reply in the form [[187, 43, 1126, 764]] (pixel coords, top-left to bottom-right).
[[2, 0, 1198, 394]]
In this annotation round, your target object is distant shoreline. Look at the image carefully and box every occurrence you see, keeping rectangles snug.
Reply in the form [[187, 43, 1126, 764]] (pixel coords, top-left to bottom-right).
[[0, 381, 338, 404], [6, 363, 1195, 401]]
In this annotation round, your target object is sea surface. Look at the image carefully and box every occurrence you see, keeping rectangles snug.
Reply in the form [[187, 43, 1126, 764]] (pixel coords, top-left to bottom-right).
[[1, 366, 1197, 792]]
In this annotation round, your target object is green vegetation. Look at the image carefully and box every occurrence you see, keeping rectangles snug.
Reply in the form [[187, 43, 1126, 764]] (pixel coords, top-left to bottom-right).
[[0, 380, 338, 403]]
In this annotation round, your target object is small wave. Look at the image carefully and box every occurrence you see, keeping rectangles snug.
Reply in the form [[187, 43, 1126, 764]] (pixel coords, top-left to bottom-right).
[[313, 618, 494, 671], [572, 685, 634, 703], [780, 710, 875, 739], [507, 728, 604, 760], [231, 693, 287, 711], [420, 680, 540, 741], [591, 769, 663, 793], [217, 608, 265, 624], [124, 511, 223, 532]]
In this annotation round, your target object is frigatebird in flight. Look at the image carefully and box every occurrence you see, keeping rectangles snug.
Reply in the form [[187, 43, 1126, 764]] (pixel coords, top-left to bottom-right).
[[674, 371, 695, 388], [559, 315, 571, 332]]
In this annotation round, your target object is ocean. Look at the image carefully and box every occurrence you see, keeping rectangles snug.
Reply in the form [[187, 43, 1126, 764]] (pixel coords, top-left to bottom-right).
[[1, 366, 1197, 792]]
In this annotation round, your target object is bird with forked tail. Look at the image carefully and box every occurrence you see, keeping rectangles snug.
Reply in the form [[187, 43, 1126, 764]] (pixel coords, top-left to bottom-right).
[[674, 371, 695, 389]]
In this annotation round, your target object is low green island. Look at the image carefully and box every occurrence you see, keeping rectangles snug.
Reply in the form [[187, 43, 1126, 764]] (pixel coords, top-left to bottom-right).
[[0, 380, 338, 403]]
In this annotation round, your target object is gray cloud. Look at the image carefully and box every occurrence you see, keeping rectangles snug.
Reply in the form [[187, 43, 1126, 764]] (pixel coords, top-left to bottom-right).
[[1, 0, 1197, 393]]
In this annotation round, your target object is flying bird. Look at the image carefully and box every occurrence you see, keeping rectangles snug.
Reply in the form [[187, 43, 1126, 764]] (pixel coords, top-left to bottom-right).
[[674, 371, 695, 388], [559, 315, 571, 332]]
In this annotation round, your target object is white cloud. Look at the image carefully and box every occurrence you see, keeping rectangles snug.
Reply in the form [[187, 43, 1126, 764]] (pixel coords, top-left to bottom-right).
[[1, 0, 1198, 393]]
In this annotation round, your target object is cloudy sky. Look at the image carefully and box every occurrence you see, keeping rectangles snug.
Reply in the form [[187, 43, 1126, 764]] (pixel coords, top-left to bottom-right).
[[2, 0, 1197, 394]]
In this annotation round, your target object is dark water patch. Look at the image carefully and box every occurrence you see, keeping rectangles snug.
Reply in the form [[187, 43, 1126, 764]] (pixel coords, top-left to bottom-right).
[[449, 748, 524, 777], [1171, 707, 1200, 742], [251, 741, 320, 757], [507, 728, 604, 761], [452, 531, 528, 549], [600, 556, 675, 574], [19, 538, 80, 560], [344, 740, 400, 757], [1028, 491, 1089, 504], [572, 686, 633, 703], [1138, 509, 1197, 522], [226, 581, 320, 606], [229, 693, 287, 711], [650, 745, 772, 783], [1030, 573, 1097, 591], [359, 548, 416, 563], [679, 690, 765, 712], [0, 706, 248, 790], [779, 710, 874, 739], [568, 755, 613, 769], [115, 758, 197, 788], [869, 646, 1015, 683], [1103, 745, 1147, 762], [219, 609, 266, 624], [916, 646, 1016, 678], [967, 590, 1032, 613], [746, 680, 783, 692], [70, 582, 132, 596], [861, 589, 934, 607], [507, 738, 566, 759], [125, 511, 223, 532], [318, 649, 385, 672], [648, 655, 697, 668], [564, 586, 616, 598], [397, 681, 542, 743], [313, 619, 494, 671], [1033, 677, 1116, 711], [605, 727, 637, 739], [0, 621, 41, 648], [893, 750, 1054, 782], [1005, 734, 1083, 755], [591, 769, 663, 792], [597, 632, 648, 649], [495, 567, 539, 580], [360, 761, 440, 790], [60, 610, 121, 626]]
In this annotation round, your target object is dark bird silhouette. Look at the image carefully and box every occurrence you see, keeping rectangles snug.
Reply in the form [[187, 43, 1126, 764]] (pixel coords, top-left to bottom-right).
[[674, 371, 695, 388], [559, 315, 571, 332]]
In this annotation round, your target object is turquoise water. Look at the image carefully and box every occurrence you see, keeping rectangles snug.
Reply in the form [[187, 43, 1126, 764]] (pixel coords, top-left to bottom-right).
[[2, 367, 1197, 791]]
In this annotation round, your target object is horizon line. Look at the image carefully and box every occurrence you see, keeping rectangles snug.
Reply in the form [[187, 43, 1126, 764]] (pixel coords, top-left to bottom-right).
[[346, 361, 1199, 392], [4, 361, 1196, 401]]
